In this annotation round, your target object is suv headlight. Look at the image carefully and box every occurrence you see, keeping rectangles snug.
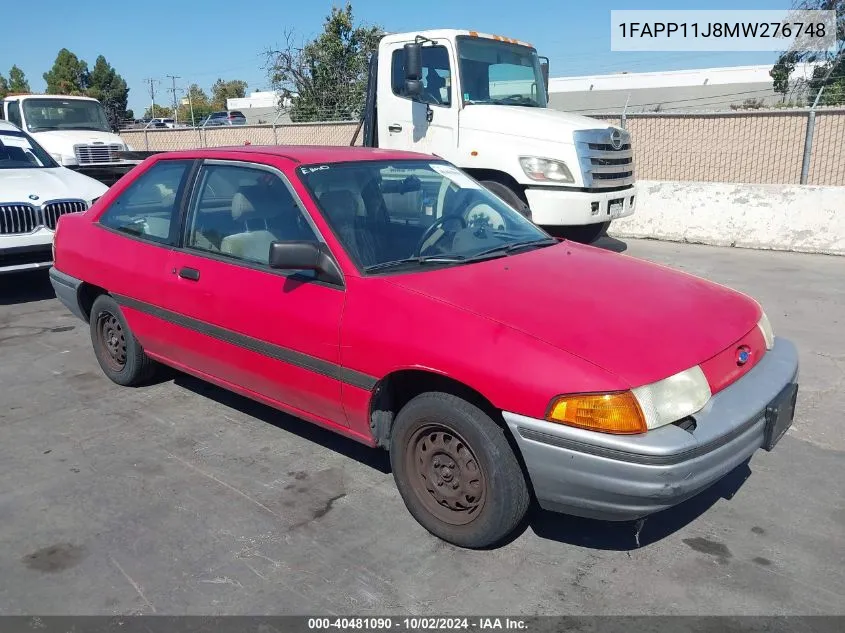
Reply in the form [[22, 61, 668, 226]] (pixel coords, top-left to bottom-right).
[[757, 311, 774, 350], [519, 156, 575, 183]]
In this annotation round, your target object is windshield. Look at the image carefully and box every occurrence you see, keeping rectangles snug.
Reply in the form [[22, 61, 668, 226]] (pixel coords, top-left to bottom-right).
[[298, 160, 552, 273], [457, 36, 547, 108], [22, 98, 111, 133], [0, 129, 58, 169]]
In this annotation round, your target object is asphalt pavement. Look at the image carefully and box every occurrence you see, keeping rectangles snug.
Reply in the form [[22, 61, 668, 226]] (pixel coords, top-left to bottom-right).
[[0, 238, 843, 615]]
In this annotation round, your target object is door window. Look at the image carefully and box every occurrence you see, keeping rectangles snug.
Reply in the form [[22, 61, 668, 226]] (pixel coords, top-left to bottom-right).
[[186, 163, 318, 266], [99, 160, 191, 245], [391, 45, 452, 106], [6, 102, 22, 128]]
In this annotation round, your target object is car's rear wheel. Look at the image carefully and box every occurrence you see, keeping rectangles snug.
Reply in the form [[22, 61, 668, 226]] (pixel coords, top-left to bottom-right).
[[390, 392, 530, 548], [89, 294, 156, 386]]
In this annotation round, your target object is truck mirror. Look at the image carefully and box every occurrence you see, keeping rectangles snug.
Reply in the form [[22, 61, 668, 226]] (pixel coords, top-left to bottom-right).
[[539, 57, 550, 99], [405, 79, 423, 97], [404, 42, 423, 82]]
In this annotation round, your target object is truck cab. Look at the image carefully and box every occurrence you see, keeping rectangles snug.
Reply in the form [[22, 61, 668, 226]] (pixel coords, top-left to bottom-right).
[[1, 94, 134, 185], [363, 30, 636, 241]]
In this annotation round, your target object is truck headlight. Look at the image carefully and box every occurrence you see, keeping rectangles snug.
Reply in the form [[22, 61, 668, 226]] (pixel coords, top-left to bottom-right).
[[632, 366, 711, 430], [757, 311, 774, 350], [519, 156, 575, 183]]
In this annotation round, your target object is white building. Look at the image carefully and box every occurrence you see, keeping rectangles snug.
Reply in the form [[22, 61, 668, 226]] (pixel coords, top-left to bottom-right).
[[226, 90, 293, 125], [547, 63, 819, 114]]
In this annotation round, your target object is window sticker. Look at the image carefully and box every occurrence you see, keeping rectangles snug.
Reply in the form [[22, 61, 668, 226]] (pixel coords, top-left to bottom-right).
[[430, 163, 481, 189]]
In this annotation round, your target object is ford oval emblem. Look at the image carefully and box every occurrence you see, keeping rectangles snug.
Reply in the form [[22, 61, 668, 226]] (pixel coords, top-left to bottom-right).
[[736, 345, 751, 366], [28, 194, 39, 201]]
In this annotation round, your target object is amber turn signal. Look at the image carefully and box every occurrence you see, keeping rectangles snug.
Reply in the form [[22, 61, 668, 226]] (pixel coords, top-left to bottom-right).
[[546, 391, 647, 434]]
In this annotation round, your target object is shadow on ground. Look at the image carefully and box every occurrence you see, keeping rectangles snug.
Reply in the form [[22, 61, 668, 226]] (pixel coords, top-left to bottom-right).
[[171, 369, 752, 551], [0, 270, 55, 305], [592, 235, 629, 253]]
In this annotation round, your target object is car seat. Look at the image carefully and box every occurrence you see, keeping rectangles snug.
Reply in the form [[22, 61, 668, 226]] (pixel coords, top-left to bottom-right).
[[220, 185, 280, 263]]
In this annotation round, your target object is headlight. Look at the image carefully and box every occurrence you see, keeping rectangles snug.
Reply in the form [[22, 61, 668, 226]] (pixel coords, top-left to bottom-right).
[[632, 366, 711, 430], [757, 311, 774, 350], [519, 156, 575, 183]]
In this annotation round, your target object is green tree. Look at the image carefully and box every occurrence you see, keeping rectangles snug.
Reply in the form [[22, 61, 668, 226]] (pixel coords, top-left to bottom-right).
[[86, 55, 130, 128], [0, 74, 8, 100], [143, 104, 173, 119], [8, 65, 30, 93], [210, 78, 248, 110], [43, 49, 90, 95], [770, 1, 844, 106], [177, 83, 213, 125], [266, 3, 383, 122]]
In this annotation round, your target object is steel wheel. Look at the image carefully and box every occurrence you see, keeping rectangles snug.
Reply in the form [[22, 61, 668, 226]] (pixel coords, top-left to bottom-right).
[[404, 424, 487, 526], [96, 311, 127, 372]]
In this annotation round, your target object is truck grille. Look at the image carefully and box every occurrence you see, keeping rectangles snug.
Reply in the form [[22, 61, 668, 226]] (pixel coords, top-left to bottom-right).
[[0, 204, 39, 235], [43, 200, 87, 230], [575, 129, 634, 189], [73, 143, 123, 164]]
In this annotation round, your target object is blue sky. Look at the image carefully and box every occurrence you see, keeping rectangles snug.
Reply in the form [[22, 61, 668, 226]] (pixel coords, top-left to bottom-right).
[[3, 0, 791, 115]]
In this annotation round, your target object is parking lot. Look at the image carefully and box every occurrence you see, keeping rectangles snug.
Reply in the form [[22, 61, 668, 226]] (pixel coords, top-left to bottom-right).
[[0, 237, 843, 616]]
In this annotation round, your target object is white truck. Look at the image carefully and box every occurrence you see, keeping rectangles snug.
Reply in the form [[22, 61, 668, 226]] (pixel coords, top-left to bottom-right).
[[1, 94, 135, 186], [359, 29, 636, 242]]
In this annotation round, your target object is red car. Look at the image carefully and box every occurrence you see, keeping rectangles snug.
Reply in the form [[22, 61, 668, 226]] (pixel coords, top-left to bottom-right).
[[50, 146, 799, 548]]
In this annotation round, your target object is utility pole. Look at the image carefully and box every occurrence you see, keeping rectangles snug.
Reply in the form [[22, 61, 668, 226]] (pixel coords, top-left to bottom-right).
[[144, 78, 158, 122], [167, 74, 181, 125]]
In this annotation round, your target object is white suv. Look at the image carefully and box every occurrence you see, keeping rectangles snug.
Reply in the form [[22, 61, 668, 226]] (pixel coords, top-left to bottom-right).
[[0, 121, 108, 274]]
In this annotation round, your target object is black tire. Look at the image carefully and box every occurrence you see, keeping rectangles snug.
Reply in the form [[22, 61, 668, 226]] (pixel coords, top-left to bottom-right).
[[543, 220, 610, 244], [390, 392, 530, 549], [89, 294, 156, 386], [480, 180, 532, 219]]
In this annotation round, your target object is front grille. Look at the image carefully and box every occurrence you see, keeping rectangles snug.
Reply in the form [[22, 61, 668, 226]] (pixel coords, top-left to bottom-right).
[[0, 204, 39, 235], [43, 200, 87, 230], [575, 130, 635, 189], [73, 143, 123, 164]]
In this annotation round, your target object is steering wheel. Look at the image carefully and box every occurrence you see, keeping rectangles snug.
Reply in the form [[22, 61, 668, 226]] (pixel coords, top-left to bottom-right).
[[413, 215, 467, 256]]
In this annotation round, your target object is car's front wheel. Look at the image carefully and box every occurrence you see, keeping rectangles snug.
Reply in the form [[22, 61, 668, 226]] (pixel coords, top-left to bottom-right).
[[89, 294, 156, 386], [390, 392, 530, 548]]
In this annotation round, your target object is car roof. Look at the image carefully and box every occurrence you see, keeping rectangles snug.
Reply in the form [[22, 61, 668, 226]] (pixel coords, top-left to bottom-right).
[[157, 145, 437, 165], [0, 120, 24, 133], [3, 93, 100, 102]]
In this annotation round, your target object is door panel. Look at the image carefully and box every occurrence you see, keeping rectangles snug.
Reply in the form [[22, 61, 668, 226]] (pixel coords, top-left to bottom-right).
[[161, 161, 348, 427]]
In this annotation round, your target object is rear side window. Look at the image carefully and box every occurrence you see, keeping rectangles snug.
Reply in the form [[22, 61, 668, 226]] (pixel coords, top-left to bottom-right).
[[99, 160, 191, 245]]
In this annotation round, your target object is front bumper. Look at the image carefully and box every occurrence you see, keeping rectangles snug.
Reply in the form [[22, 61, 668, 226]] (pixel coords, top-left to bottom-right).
[[504, 337, 799, 521], [0, 230, 54, 274], [525, 185, 636, 227]]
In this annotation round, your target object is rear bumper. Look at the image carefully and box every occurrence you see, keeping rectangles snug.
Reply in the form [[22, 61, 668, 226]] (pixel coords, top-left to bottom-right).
[[525, 185, 636, 227], [49, 267, 87, 321], [503, 337, 799, 521]]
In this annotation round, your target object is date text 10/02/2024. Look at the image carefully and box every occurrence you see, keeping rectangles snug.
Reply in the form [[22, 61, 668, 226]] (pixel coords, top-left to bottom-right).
[[307, 617, 528, 630]]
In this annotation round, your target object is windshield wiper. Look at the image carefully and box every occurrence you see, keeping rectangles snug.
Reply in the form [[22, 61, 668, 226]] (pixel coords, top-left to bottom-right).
[[460, 237, 559, 262], [364, 255, 464, 273]]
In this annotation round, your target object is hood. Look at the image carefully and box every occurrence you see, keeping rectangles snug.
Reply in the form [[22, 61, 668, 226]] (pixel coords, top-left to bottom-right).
[[460, 105, 612, 142], [28, 129, 126, 149], [0, 167, 109, 203], [385, 242, 761, 388]]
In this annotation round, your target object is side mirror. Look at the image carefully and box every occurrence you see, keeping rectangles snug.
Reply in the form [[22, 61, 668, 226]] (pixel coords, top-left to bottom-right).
[[404, 42, 423, 97], [539, 57, 550, 100], [268, 241, 343, 285]]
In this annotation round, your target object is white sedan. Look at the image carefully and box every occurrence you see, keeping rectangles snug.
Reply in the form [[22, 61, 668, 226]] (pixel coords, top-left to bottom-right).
[[0, 120, 108, 274]]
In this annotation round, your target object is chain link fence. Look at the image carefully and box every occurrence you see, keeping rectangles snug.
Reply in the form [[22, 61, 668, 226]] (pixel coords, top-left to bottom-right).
[[118, 108, 845, 186]]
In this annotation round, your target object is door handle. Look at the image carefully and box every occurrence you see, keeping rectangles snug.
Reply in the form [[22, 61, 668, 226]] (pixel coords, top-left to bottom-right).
[[388, 124, 402, 132], [178, 267, 200, 281]]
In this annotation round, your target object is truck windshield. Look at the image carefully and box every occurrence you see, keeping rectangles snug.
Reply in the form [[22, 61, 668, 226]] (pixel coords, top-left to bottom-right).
[[457, 36, 547, 108], [22, 98, 111, 133]]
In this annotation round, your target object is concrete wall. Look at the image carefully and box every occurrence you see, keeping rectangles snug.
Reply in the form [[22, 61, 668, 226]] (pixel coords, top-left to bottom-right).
[[610, 180, 845, 255]]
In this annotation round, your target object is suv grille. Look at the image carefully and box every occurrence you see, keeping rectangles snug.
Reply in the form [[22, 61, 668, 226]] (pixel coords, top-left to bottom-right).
[[0, 204, 39, 235], [43, 201, 87, 230], [575, 130, 635, 189], [73, 143, 123, 164]]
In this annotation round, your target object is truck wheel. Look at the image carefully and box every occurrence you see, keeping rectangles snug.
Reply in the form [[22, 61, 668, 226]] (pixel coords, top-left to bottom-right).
[[481, 180, 531, 220], [89, 294, 156, 386], [544, 221, 610, 244], [390, 392, 530, 549]]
